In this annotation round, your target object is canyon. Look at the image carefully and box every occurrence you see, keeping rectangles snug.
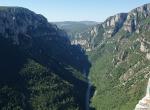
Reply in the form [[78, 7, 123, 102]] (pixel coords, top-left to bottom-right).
[[1, 3, 150, 110]]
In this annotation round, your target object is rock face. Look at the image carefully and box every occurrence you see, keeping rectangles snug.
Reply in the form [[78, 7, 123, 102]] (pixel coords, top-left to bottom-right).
[[140, 42, 148, 53], [85, 3, 150, 110], [59, 3, 150, 51], [140, 38, 150, 60], [0, 7, 91, 110], [102, 13, 127, 37], [146, 53, 150, 60], [123, 4, 150, 33], [135, 78, 150, 110], [54, 21, 98, 51], [0, 7, 48, 44]]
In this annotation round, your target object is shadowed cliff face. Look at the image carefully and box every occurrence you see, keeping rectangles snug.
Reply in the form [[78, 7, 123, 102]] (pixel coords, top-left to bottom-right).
[[0, 7, 91, 73], [0, 7, 91, 110]]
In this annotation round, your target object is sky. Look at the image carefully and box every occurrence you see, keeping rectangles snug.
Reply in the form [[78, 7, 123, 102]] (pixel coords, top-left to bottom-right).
[[0, 0, 150, 22]]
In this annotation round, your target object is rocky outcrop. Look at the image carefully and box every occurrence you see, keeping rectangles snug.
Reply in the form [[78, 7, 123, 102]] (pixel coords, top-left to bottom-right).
[[90, 26, 98, 37], [140, 38, 150, 60], [140, 42, 149, 53], [0, 7, 47, 44], [55, 3, 150, 52], [102, 3, 150, 37], [54, 21, 98, 51], [135, 78, 150, 110], [146, 53, 150, 60], [123, 3, 150, 33], [0, 7, 69, 46], [74, 3, 150, 51], [102, 13, 127, 37]]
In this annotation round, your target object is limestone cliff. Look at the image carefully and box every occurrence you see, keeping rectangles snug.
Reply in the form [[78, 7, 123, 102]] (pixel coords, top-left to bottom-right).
[[61, 3, 150, 51]]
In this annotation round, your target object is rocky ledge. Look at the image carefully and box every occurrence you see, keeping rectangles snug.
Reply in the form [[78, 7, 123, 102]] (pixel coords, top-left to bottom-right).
[[135, 78, 150, 110]]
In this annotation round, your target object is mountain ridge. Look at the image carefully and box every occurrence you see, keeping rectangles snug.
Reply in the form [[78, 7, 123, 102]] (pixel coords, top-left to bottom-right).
[[61, 3, 150, 51], [54, 3, 150, 110], [0, 6, 91, 110], [87, 3, 150, 110]]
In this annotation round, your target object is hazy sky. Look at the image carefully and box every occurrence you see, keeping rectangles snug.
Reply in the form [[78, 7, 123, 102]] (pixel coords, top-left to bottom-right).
[[0, 0, 150, 22]]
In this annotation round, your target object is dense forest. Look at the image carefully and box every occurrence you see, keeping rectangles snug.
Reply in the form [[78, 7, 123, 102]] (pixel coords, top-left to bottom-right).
[[1, 3, 150, 110], [0, 7, 91, 110]]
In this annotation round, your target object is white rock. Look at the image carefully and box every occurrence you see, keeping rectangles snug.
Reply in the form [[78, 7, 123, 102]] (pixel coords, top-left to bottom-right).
[[140, 42, 148, 53], [146, 53, 150, 60], [135, 78, 150, 110]]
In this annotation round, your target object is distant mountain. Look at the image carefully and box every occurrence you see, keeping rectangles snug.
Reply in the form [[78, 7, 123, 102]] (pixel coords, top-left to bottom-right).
[[53, 21, 98, 51], [53, 21, 98, 38], [54, 21, 98, 28], [0, 7, 91, 110]]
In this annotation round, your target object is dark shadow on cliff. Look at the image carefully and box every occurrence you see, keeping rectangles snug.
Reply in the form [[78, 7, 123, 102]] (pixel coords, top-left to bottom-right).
[[0, 35, 91, 110], [0, 37, 31, 110], [89, 86, 96, 110], [0, 22, 93, 110], [16, 24, 92, 109], [0, 34, 94, 110], [25, 40, 92, 110]]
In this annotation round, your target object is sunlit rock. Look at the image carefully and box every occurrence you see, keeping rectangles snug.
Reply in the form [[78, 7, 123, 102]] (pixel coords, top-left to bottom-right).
[[140, 42, 148, 53], [135, 78, 150, 110], [146, 53, 150, 60]]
